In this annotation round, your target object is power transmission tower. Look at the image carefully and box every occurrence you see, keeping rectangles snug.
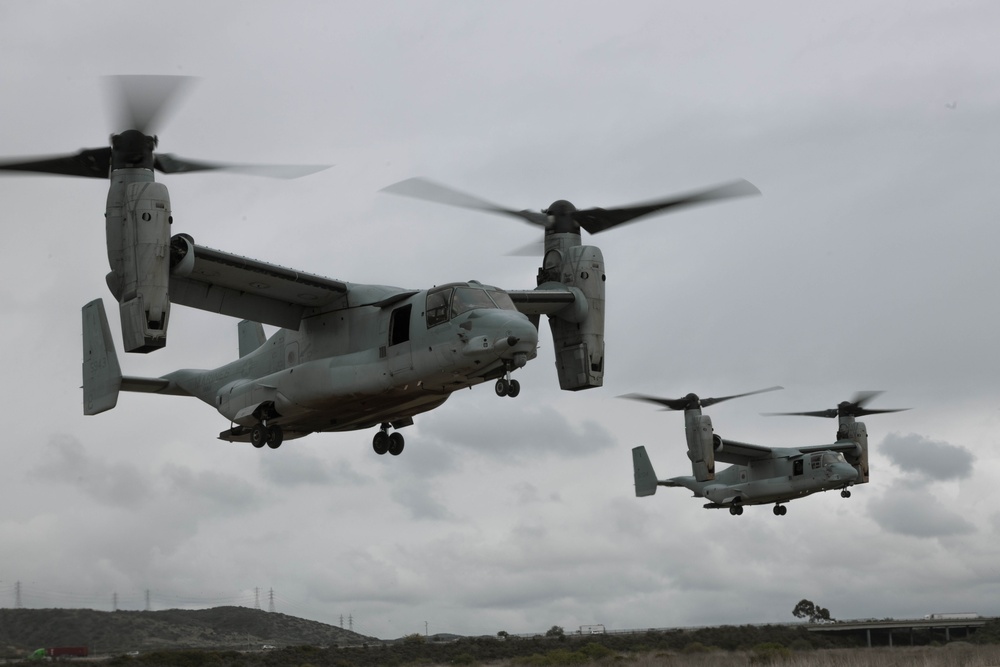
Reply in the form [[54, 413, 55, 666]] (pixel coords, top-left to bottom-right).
[[254, 587, 260, 610], [112, 592, 118, 612], [15, 581, 21, 609], [348, 614, 353, 632], [145, 589, 151, 611], [340, 615, 344, 628], [268, 588, 275, 613]]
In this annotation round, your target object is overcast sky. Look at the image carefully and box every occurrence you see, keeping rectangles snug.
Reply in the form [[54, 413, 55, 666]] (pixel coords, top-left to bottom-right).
[[2, 0, 1000, 640]]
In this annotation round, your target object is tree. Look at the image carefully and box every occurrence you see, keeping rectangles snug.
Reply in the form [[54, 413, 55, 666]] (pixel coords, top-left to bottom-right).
[[497, 630, 509, 640], [545, 625, 565, 638], [792, 599, 834, 623]]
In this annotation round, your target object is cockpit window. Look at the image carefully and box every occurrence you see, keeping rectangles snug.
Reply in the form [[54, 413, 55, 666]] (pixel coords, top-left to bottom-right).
[[452, 287, 498, 318], [426, 285, 517, 327], [426, 288, 451, 327], [822, 451, 847, 465], [486, 288, 517, 311]]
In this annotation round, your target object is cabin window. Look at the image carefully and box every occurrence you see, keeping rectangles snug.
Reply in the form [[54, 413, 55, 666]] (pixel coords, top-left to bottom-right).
[[810, 454, 822, 470], [792, 459, 803, 476], [389, 304, 412, 345]]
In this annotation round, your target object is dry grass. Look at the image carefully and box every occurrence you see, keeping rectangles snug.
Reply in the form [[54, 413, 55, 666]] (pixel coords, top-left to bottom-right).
[[458, 644, 1000, 667], [621, 645, 1000, 666]]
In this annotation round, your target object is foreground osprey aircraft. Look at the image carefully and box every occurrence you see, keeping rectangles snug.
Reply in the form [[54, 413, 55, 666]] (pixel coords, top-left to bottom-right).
[[80, 167, 755, 453], [628, 390, 906, 515]]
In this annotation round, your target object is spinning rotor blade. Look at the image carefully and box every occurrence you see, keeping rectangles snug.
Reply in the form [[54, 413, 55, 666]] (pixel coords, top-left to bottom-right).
[[381, 176, 759, 236], [154, 154, 329, 179], [574, 179, 760, 234], [621, 386, 782, 411], [0, 75, 329, 180], [0, 148, 111, 178], [380, 177, 550, 226], [763, 391, 909, 419], [106, 74, 195, 136]]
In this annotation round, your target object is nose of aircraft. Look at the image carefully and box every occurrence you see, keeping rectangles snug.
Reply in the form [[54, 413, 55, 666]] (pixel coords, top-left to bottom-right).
[[495, 312, 539, 356], [834, 463, 860, 483]]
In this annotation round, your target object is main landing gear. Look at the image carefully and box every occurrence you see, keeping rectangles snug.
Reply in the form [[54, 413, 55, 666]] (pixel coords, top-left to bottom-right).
[[373, 423, 405, 456], [250, 422, 284, 450], [772, 504, 788, 516], [729, 505, 744, 516], [841, 488, 852, 498]]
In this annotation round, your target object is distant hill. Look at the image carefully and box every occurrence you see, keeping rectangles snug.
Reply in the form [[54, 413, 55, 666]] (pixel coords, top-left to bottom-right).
[[0, 606, 372, 657]]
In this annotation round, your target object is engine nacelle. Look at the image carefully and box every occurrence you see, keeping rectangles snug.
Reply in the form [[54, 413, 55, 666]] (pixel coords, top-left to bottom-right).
[[106, 170, 172, 353], [538, 239, 605, 391], [840, 420, 869, 484], [684, 412, 718, 482]]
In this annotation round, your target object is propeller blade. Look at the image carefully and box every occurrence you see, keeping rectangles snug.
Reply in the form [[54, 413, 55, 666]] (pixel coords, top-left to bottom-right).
[[381, 177, 550, 227], [573, 179, 760, 234], [106, 75, 195, 135], [0, 148, 111, 179], [764, 391, 908, 419], [700, 385, 784, 409], [622, 386, 782, 412], [505, 237, 545, 256], [762, 409, 839, 419], [154, 154, 329, 179]]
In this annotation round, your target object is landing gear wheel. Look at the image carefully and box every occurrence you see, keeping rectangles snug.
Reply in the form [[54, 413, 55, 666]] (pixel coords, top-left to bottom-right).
[[729, 505, 744, 516], [773, 505, 787, 516], [373, 430, 389, 455], [266, 425, 283, 449], [495, 379, 508, 397], [841, 489, 852, 498], [506, 379, 520, 398], [388, 432, 405, 456], [251, 423, 267, 449]]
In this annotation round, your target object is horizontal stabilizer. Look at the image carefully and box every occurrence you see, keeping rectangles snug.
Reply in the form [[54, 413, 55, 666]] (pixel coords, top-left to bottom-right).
[[82, 299, 123, 415], [632, 446, 659, 497]]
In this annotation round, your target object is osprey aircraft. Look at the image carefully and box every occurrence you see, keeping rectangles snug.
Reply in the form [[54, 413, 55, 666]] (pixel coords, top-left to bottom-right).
[[628, 390, 906, 515], [2, 76, 761, 453]]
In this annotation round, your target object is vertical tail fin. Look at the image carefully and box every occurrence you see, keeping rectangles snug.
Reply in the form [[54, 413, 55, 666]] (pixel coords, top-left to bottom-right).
[[238, 320, 266, 358], [82, 299, 123, 415], [632, 446, 659, 497]]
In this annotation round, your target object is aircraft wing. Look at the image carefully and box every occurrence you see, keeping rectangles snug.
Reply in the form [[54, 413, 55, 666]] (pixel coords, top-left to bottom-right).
[[506, 288, 577, 316], [168, 237, 349, 329], [714, 438, 774, 465]]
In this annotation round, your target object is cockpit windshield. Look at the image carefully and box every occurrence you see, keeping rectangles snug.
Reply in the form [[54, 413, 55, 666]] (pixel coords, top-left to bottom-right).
[[425, 284, 517, 327], [822, 451, 847, 465]]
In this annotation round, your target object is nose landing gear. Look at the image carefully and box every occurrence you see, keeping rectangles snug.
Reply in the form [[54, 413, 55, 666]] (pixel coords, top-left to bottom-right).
[[494, 362, 521, 398]]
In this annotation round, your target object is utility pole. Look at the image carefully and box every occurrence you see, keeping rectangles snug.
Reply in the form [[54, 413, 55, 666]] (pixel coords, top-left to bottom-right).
[[145, 589, 151, 612], [425, 621, 428, 637], [15, 581, 21, 609], [112, 592, 118, 612], [268, 588, 275, 613]]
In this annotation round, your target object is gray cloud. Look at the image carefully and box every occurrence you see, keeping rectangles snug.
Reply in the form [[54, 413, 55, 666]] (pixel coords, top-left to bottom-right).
[[259, 450, 372, 487], [868, 482, 976, 538], [880, 432, 975, 480], [32, 434, 151, 508], [423, 402, 616, 463]]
